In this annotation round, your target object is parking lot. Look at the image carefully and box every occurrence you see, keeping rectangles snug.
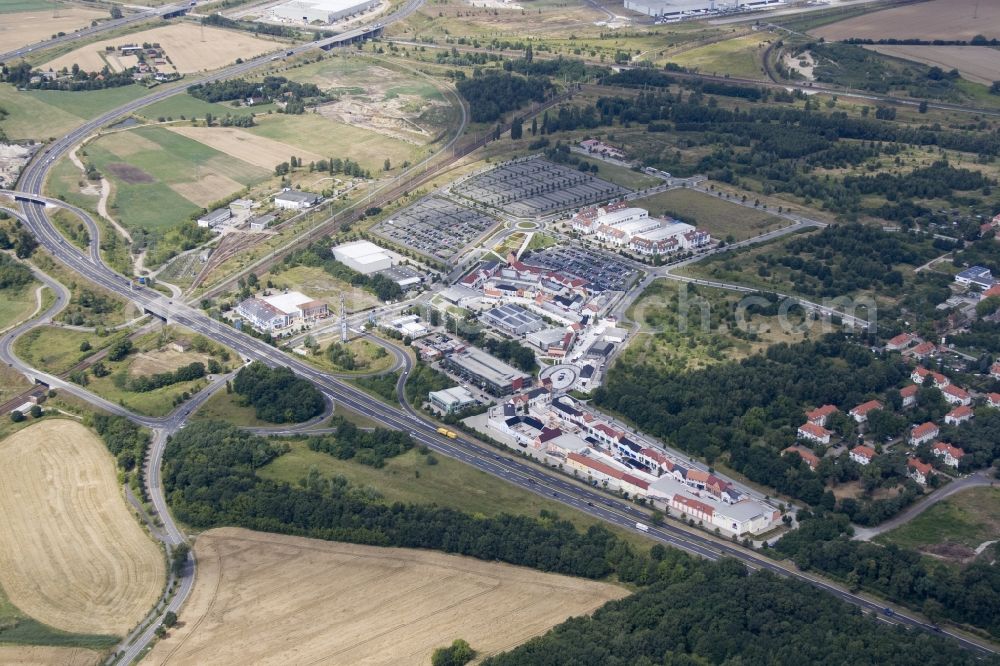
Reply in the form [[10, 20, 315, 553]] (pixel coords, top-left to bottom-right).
[[374, 196, 500, 264], [452, 158, 628, 217], [522, 246, 639, 292]]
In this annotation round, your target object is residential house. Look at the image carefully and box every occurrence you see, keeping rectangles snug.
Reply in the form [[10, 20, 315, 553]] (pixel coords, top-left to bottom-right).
[[932, 442, 965, 468], [908, 341, 936, 359], [850, 445, 876, 466], [944, 404, 974, 426], [806, 404, 839, 427], [849, 400, 883, 424], [783, 445, 820, 471], [907, 458, 933, 485], [955, 265, 995, 289], [911, 367, 950, 389], [987, 393, 1000, 409], [941, 384, 972, 406], [797, 422, 832, 445], [991, 362, 1000, 380], [909, 422, 939, 446], [886, 332, 918, 351], [900, 384, 919, 408]]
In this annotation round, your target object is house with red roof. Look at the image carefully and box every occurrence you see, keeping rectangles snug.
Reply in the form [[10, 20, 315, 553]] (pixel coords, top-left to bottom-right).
[[907, 458, 933, 485], [886, 333, 917, 351], [991, 362, 1000, 380], [797, 422, 832, 445], [849, 445, 876, 466], [987, 393, 1000, 409], [900, 384, 919, 408], [944, 404, 974, 426], [909, 422, 939, 446], [932, 442, 966, 468], [783, 445, 820, 471], [911, 367, 950, 389], [849, 400, 883, 424], [671, 494, 714, 523], [806, 404, 839, 427], [908, 341, 936, 359], [941, 384, 972, 406]]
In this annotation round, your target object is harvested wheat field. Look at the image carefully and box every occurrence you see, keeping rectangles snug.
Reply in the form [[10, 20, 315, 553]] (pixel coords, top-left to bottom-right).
[[0, 6, 106, 53], [0, 646, 100, 666], [171, 172, 244, 208], [146, 528, 627, 665], [813, 0, 1000, 41], [0, 420, 164, 636], [44, 23, 279, 74], [864, 45, 1000, 86], [166, 126, 326, 170]]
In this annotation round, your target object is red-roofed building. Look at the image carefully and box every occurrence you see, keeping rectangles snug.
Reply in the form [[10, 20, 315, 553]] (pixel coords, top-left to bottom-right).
[[797, 422, 832, 445], [849, 400, 883, 424], [900, 384, 919, 408], [686, 468, 710, 489], [991, 362, 1000, 380], [591, 422, 624, 445], [783, 445, 820, 471], [850, 445, 877, 466], [671, 494, 714, 523], [987, 393, 1000, 409], [907, 458, 933, 485], [886, 333, 917, 351], [912, 367, 950, 389], [806, 404, 839, 426], [941, 384, 972, 406], [983, 284, 1000, 300], [910, 422, 940, 446], [932, 442, 965, 468], [908, 341, 936, 359], [945, 404, 974, 426]]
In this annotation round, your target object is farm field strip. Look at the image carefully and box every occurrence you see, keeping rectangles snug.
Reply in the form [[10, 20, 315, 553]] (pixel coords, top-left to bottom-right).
[[811, 0, 1000, 41]]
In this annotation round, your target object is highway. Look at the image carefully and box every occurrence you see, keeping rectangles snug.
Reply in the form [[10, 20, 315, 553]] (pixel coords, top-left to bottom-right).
[[3, 13, 996, 662], [0, 3, 195, 63]]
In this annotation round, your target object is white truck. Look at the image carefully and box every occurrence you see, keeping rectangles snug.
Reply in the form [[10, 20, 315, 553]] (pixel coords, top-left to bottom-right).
[[635, 522, 649, 533]]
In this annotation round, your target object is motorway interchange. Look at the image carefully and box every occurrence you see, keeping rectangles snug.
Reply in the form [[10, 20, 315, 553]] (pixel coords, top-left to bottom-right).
[[2, 8, 997, 664]]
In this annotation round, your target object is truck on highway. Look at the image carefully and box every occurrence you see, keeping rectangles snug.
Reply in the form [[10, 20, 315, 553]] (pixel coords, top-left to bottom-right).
[[436, 427, 448, 436], [635, 522, 649, 532], [436, 427, 458, 439]]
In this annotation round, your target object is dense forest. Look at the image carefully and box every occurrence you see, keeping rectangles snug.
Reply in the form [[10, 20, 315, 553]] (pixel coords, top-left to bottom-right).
[[485, 558, 990, 666], [456, 73, 552, 122], [232, 361, 325, 423], [306, 416, 413, 468]]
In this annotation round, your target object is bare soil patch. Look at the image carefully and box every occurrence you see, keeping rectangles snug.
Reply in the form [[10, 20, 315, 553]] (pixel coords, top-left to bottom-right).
[[864, 45, 1000, 86], [0, 646, 100, 666], [145, 527, 626, 665], [105, 162, 154, 184], [0, 6, 106, 53], [44, 23, 280, 75], [813, 0, 1000, 41], [166, 126, 324, 170], [170, 172, 244, 207], [0, 420, 165, 635], [315, 94, 449, 145], [128, 348, 211, 377]]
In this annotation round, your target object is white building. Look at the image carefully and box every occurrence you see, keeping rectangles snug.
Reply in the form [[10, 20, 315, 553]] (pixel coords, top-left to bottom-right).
[[236, 291, 328, 333], [197, 207, 232, 230], [429, 386, 477, 414], [274, 189, 320, 210], [272, 0, 379, 23], [571, 204, 709, 256], [332, 240, 393, 274]]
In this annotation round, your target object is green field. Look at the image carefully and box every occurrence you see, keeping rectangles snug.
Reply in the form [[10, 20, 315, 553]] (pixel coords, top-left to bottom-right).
[[0, 84, 150, 141], [633, 188, 789, 242], [13, 326, 127, 376], [575, 155, 660, 191], [263, 265, 379, 311], [0, 283, 39, 333], [248, 113, 424, 175], [259, 441, 650, 548], [0, 0, 73, 13], [0, 581, 117, 650], [85, 125, 269, 232], [136, 96, 246, 122], [668, 33, 774, 80], [192, 389, 273, 427], [299, 338, 396, 376], [876, 487, 1000, 557]]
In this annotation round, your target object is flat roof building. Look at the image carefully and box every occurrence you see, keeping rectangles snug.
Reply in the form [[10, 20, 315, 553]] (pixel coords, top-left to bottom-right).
[[378, 265, 423, 289], [444, 346, 531, 396], [248, 213, 276, 231], [197, 207, 232, 229], [332, 240, 393, 275], [482, 303, 546, 336], [274, 189, 320, 210], [429, 386, 477, 414], [272, 0, 379, 23]]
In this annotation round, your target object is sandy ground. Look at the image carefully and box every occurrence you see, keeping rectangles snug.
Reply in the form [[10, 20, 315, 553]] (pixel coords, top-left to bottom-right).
[[0, 6, 106, 53], [864, 44, 1000, 86], [783, 50, 815, 81], [43, 23, 280, 74], [0, 420, 165, 635], [166, 125, 325, 170], [129, 347, 211, 376], [0, 143, 34, 189], [0, 646, 100, 666], [316, 94, 447, 145], [146, 527, 627, 665], [813, 0, 1000, 41]]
